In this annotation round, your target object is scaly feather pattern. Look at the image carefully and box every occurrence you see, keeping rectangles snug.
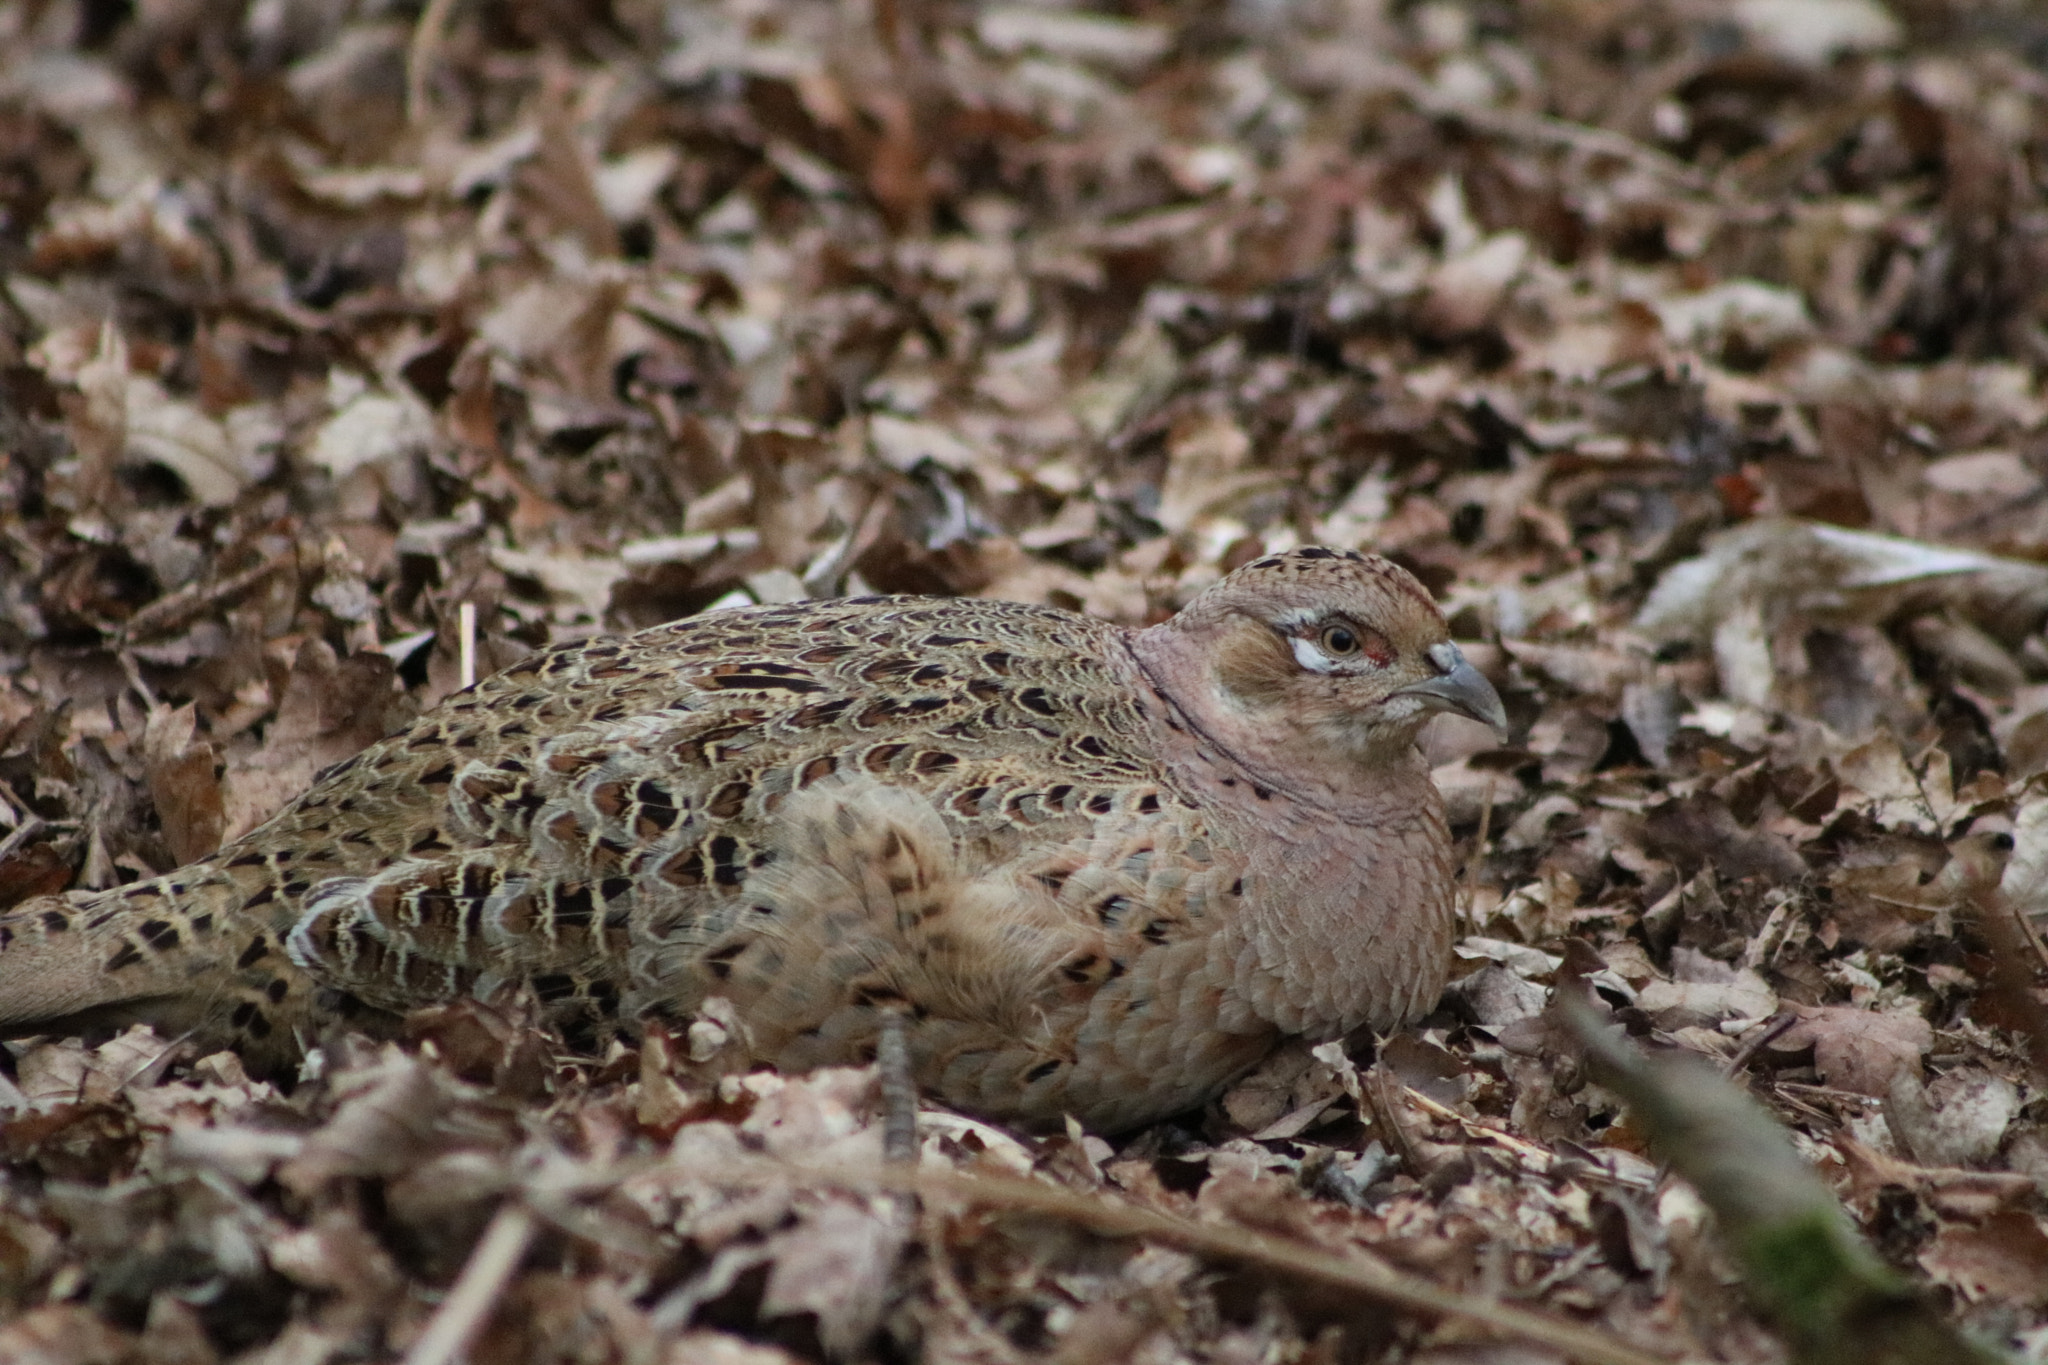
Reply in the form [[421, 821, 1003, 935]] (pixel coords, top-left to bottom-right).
[[0, 549, 1504, 1132]]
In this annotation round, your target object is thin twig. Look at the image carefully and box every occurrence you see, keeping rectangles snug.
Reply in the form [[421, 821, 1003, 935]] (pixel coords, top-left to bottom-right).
[[1363, 1062, 1426, 1174], [2006, 890, 2048, 976], [1713, 93, 1885, 199], [1386, 64, 1708, 194], [118, 549, 296, 644], [1722, 1013, 1798, 1080], [1463, 774, 1497, 928], [1740, 894, 1796, 972], [0, 815, 46, 865], [673, 1151, 1674, 1364], [919, 1203, 1032, 1365], [897, 1164, 1675, 1365], [116, 648, 158, 710], [1400, 1087, 1560, 1175], [877, 1008, 918, 1164], [402, 1201, 538, 1365], [459, 602, 477, 690], [406, 0, 461, 128]]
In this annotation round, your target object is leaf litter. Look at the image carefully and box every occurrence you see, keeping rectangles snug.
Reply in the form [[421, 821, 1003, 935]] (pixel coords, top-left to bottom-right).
[[1, 1, 2047, 1361]]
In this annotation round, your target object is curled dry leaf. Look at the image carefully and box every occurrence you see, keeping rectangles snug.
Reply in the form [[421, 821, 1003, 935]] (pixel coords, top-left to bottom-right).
[[2, 1, 2047, 1360], [1774, 1006, 1933, 1098], [220, 640, 401, 841], [141, 702, 224, 865]]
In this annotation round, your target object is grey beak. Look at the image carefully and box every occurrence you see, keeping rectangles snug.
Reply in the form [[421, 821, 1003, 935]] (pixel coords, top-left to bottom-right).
[[1401, 643, 1508, 738]]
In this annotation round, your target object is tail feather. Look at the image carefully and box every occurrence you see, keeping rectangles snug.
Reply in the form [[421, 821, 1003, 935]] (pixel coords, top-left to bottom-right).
[[0, 865, 324, 1069], [0, 888, 167, 1030]]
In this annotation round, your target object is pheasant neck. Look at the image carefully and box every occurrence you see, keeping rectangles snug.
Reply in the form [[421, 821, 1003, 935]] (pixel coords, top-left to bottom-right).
[[1122, 632, 1455, 1040]]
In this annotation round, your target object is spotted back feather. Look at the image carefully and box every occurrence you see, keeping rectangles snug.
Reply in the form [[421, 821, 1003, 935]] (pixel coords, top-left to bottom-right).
[[0, 550, 1483, 1131]]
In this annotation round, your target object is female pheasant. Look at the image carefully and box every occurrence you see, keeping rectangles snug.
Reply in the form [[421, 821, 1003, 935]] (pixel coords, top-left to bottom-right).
[[0, 548, 1503, 1133]]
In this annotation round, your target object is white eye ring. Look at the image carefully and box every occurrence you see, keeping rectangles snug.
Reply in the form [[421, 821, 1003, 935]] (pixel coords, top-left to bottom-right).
[[1290, 636, 1338, 673]]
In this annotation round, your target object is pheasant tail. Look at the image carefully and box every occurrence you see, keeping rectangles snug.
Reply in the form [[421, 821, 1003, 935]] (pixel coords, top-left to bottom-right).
[[0, 863, 326, 1063]]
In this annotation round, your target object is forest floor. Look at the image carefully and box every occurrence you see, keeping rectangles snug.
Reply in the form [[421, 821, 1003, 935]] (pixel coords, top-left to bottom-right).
[[1, 1, 2047, 1362]]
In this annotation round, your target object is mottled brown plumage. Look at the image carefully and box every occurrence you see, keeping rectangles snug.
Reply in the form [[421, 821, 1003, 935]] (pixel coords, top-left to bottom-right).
[[0, 548, 1503, 1132]]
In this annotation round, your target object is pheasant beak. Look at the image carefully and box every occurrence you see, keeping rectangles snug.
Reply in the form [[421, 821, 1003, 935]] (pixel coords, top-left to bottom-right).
[[1400, 643, 1508, 739]]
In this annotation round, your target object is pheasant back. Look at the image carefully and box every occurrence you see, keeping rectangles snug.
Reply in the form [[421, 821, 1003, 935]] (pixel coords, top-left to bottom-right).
[[0, 597, 1263, 1127]]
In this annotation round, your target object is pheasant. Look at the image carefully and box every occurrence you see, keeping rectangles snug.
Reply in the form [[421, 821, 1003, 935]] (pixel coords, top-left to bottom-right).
[[0, 548, 1503, 1133]]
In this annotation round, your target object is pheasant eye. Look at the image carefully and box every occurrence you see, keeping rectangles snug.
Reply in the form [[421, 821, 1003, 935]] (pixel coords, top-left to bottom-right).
[[1320, 625, 1360, 656], [1313, 622, 1392, 665]]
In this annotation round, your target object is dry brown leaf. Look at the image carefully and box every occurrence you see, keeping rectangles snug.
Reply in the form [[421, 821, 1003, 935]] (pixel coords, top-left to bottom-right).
[[1917, 1210, 2048, 1308], [141, 703, 224, 865], [1776, 1006, 1933, 1097], [221, 640, 400, 841], [0, 1306, 139, 1365]]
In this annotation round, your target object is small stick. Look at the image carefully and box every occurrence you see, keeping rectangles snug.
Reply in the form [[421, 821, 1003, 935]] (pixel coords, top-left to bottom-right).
[[1740, 895, 1796, 971], [1363, 1062, 1426, 1174], [762, 1158, 1677, 1365], [1462, 776, 1496, 928], [0, 814, 45, 863], [1400, 1087, 1560, 1173], [119, 549, 295, 643], [402, 1201, 537, 1365], [919, 1204, 1030, 1365], [2006, 888, 2048, 976], [877, 1009, 918, 1164], [406, 0, 460, 127], [1722, 1012, 1798, 1080], [459, 602, 477, 690], [117, 648, 159, 710]]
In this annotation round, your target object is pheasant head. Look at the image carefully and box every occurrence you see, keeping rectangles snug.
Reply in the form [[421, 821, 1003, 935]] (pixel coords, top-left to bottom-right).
[[1133, 547, 1506, 792]]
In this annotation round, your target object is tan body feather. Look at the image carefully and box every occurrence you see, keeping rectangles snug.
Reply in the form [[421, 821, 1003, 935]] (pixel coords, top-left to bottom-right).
[[0, 551, 1499, 1132]]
